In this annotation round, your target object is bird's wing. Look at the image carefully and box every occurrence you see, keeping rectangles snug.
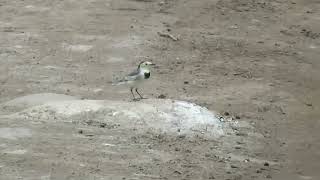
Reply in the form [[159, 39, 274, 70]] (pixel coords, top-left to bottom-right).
[[126, 69, 140, 79], [112, 69, 141, 85]]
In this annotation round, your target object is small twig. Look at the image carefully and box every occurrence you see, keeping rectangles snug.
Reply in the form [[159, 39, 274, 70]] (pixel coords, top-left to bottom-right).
[[157, 32, 179, 41], [84, 134, 94, 137]]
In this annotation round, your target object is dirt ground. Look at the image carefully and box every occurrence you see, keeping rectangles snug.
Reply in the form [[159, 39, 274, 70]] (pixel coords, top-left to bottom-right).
[[0, 0, 319, 179]]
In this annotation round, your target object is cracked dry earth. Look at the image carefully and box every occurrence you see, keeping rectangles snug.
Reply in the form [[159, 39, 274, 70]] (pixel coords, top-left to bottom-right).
[[0, 0, 320, 180]]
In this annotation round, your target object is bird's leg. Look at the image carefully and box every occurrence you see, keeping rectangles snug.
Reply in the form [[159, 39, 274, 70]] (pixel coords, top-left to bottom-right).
[[130, 87, 137, 101], [135, 88, 145, 99]]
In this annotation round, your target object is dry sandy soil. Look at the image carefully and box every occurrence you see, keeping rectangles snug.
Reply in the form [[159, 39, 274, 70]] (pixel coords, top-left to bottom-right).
[[0, 0, 319, 179]]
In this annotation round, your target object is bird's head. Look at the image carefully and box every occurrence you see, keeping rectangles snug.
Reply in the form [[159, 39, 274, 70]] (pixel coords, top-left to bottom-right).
[[138, 61, 155, 70]]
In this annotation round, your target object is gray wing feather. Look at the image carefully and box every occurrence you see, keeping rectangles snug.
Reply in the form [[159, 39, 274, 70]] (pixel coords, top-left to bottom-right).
[[126, 69, 140, 78], [112, 68, 141, 85]]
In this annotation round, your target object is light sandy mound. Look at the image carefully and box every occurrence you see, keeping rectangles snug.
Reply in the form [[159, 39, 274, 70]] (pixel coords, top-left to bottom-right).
[[1, 93, 79, 112], [2, 94, 225, 137]]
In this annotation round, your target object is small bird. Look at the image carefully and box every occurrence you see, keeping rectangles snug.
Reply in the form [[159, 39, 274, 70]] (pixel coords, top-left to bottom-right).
[[112, 61, 155, 101]]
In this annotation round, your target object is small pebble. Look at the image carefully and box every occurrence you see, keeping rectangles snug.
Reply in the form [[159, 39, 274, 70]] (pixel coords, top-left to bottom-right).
[[305, 103, 312, 107], [224, 112, 230, 116], [177, 134, 186, 139], [264, 162, 270, 167], [256, 169, 262, 173], [158, 94, 166, 99], [99, 123, 106, 128], [266, 175, 272, 179], [236, 132, 248, 137], [231, 165, 238, 168]]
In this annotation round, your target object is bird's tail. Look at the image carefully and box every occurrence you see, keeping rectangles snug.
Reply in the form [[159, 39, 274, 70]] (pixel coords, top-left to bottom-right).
[[110, 75, 126, 86], [111, 81, 125, 86]]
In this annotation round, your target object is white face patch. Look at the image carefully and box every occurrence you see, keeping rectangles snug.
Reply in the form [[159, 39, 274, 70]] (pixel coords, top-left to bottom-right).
[[139, 61, 154, 69]]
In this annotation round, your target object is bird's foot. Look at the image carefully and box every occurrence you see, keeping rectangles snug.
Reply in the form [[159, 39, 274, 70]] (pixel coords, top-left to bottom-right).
[[132, 98, 140, 102]]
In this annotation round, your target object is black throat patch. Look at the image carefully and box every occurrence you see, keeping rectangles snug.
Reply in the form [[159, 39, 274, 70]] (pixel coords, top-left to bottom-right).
[[144, 72, 150, 79]]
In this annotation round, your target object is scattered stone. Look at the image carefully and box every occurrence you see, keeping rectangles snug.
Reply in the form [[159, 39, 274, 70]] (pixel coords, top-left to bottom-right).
[[229, 25, 238, 29], [99, 123, 107, 128], [78, 129, 83, 134], [158, 94, 166, 99], [224, 112, 230, 116], [174, 147, 180, 151], [209, 174, 215, 179], [256, 169, 262, 173], [231, 165, 238, 168], [177, 134, 186, 139], [158, 1, 165, 6], [16, 89, 24, 93], [235, 115, 241, 119], [305, 103, 312, 107], [266, 175, 272, 179], [231, 127, 239, 132], [184, 81, 189, 84], [234, 146, 241, 149], [235, 132, 248, 137], [93, 88, 103, 94], [264, 162, 270, 167]]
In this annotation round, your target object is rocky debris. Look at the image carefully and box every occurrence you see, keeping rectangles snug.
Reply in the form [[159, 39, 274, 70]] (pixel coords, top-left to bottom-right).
[[158, 94, 167, 99]]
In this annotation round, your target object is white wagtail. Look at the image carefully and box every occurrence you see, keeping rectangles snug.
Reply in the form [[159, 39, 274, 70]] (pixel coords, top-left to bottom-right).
[[112, 61, 155, 101]]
